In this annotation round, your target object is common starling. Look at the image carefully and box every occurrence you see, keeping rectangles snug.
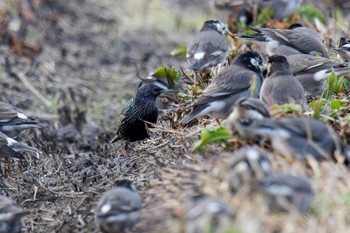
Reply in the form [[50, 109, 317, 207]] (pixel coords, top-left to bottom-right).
[[233, 117, 350, 164], [255, 174, 314, 214], [0, 195, 25, 233], [181, 51, 264, 125], [96, 180, 142, 233], [0, 101, 45, 134], [260, 55, 307, 110], [240, 23, 329, 58], [227, 146, 273, 193], [186, 20, 234, 73], [286, 54, 350, 96], [111, 81, 168, 146], [185, 194, 234, 233]]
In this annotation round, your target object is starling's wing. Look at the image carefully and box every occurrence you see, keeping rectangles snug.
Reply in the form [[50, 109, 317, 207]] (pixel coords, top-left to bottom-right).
[[111, 99, 134, 143], [187, 31, 228, 71], [195, 68, 259, 106], [287, 27, 329, 58]]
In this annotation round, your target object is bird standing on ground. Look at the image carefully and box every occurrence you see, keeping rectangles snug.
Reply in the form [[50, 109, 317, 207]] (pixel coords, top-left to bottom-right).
[[185, 194, 234, 233], [260, 55, 307, 110], [181, 51, 264, 125], [240, 23, 329, 58], [186, 20, 234, 73], [0, 195, 25, 233], [227, 146, 273, 193], [285, 54, 350, 96], [111, 80, 169, 151], [96, 180, 142, 233], [334, 37, 350, 62], [0, 101, 45, 135], [233, 117, 350, 164], [255, 174, 314, 214]]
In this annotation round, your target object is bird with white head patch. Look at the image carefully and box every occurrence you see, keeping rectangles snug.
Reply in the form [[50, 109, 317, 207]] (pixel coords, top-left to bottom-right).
[[186, 20, 234, 73], [181, 51, 265, 126], [96, 179, 142, 233]]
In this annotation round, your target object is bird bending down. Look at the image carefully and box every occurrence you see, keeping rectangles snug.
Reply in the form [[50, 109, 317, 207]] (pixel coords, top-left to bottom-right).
[[110, 80, 169, 153], [181, 51, 264, 125], [96, 180, 142, 233], [186, 20, 234, 73], [239, 23, 329, 58]]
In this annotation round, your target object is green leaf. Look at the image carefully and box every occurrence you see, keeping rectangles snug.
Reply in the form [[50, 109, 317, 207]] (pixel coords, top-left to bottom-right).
[[321, 69, 336, 100], [193, 125, 231, 151], [298, 6, 325, 23], [309, 100, 325, 119], [170, 45, 187, 57], [151, 66, 180, 88], [257, 7, 275, 25], [178, 92, 193, 99]]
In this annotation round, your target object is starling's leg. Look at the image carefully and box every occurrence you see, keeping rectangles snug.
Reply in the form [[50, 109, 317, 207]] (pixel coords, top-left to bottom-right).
[[122, 141, 129, 156], [215, 119, 221, 125], [6, 158, 11, 176]]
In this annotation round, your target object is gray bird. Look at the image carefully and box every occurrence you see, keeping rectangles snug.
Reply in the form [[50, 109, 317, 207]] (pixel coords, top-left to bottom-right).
[[227, 146, 273, 193], [333, 37, 350, 62], [186, 20, 234, 73], [260, 55, 307, 110], [181, 51, 264, 125], [240, 23, 329, 58], [0, 102, 45, 134], [233, 117, 350, 164], [0, 196, 25, 233], [257, 0, 304, 20], [96, 180, 142, 233], [255, 174, 314, 214], [185, 194, 234, 233], [225, 97, 270, 136], [286, 54, 350, 96], [111, 80, 169, 149]]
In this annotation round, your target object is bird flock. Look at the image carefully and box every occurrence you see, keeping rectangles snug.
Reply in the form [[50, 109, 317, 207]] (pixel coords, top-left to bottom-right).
[[2, 1, 350, 233]]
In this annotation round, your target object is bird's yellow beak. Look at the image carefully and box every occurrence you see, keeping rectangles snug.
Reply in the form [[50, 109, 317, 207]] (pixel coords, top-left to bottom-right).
[[226, 31, 235, 38]]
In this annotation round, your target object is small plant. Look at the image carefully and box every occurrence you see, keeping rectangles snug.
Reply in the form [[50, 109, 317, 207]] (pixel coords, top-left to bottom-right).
[[170, 44, 187, 57], [151, 66, 180, 88], [193, 125, 232, 151]]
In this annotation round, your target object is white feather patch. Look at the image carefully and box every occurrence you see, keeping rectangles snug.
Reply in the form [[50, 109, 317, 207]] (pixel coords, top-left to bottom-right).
[[194, 52, 205, 60], [342, 44, 350, 48], [17, 112, 28, 119], [314, 70, 328, 81], [265, 185, 293, 196], [6, 137, 18, 146], [211, 50, 223, 56], [247, 149, 259, 161], [100, 204, 112, 214]]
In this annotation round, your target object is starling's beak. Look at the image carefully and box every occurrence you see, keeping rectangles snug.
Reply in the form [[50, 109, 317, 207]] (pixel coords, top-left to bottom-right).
[[226, 31, 235, 38]]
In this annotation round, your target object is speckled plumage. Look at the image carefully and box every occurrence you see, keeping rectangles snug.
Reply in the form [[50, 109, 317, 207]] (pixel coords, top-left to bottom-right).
[[111, 82, 168, 143]]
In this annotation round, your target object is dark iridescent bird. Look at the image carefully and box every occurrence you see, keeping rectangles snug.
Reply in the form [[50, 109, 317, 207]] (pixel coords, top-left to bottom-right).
[[111, 81, 169, 149], [186, 20, 234, 73], [260, 55, 307, 111], [286, 54, 350, 96], [96, 180, 142, 233], [227, 146, 273, 193], [185, 194, 234, 233], [233, 117, 350, 164], [0, 195, 25, 233], [240, 23, 329, 58], [334, 37, 350, 62], [0, 102, 45, 134], [255, 174, 314, 214], [181, 51, 264, 125]]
